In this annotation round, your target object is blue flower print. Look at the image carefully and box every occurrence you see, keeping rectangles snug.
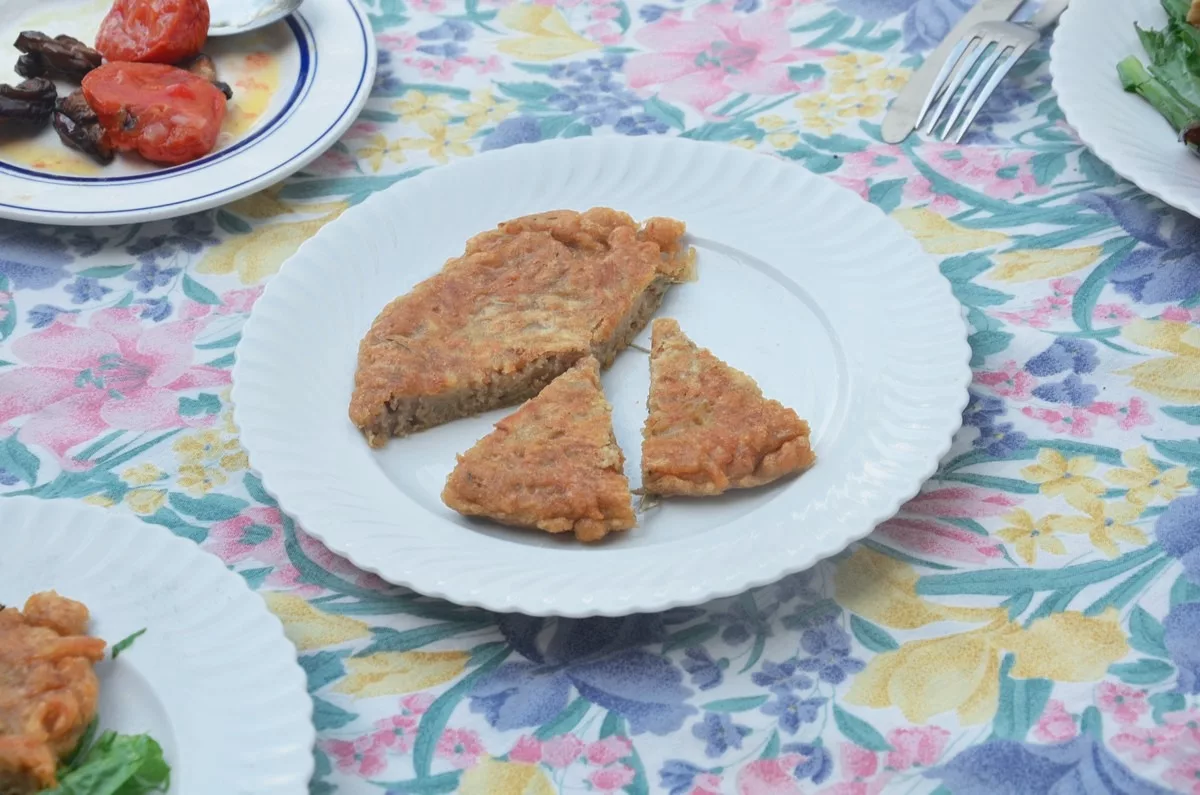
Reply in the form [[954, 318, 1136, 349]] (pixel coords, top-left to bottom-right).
[[65, 277, 111, 305], [137, 297, 172, 322], [469, 615, 695, 735], [0, 222, 72, 290], [751, 659, 813, 692], [126, 263, 180, 293], [28, 305, 72, 329], [784, 742, 833, 785], [691, 712, 751, 758], [615, 113, 670, 136], [796, 619, 865, 685], [926, 737, 1172, 795], [660, 760, 705, 795], [1156, 494, 1200, 585], [418, 19, 472, 42], [1164, 603, 1200, 693], [964, 390, 1005, 429], [762, 691, 825, 734], [973, 422, 1029, 458], [481, 117, 543, 151], [1032, 374, 1099, 407], [1084, 194, 1200, 304], [832, 0, 973, 53], [639, 3, 668, 21], [0, 468, 18, 486], [1026, 338, 1099, 377], [681, 647, 723, 691]]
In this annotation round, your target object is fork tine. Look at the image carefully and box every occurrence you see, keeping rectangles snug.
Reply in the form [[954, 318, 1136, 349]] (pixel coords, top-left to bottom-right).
[[922, 37, 984, 137], [914, 37, 971, 131], [937, 41, 1007, 141], [951, 41, 1034, 143]]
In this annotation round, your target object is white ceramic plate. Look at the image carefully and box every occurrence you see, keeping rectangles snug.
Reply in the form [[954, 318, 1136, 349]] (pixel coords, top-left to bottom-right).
[[0, 497, 314, 794], [231, 136, 971, 618], [0, 0, 375, 226], [1051, 0, 1200, 216]]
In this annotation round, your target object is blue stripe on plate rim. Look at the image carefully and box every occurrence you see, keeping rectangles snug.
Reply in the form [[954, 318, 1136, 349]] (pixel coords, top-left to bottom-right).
[[0, 14, 314, 186], [0, 0, 371, 216]]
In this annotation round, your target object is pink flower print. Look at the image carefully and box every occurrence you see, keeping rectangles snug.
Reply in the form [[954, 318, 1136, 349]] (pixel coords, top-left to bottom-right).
[[997, 308, 1054, 329], [590, 764, 636, 792], [904, 486, 1020, 518], [373, 714, 418, 754], [326, 735, 387, 777], [377, 32, 418, 52], [218, 286, 264, 315], [400, 693, 434, 715], [590, 4, 620, 20], [411, 0, 445, 10], [1094, 304, 1135, 325], [178, 301, 211, 320], [1050, 277, 1081, 297], [1097, 682, 1148, 725], [692, 772, 724, 794], [435, 728, 483, 769], [1166, 709, 1200, 744], [627, 6, 801, 114], [1021, 406, 1096, 438], [1116, 397, 1153, 431], [974, 360, 1036, 400], [878, 518, 1002, 564], [0, 307, 230, 468], [928, 146, 1048, 199], [207, 507, 284, 566], [835, 146, 957, 213], [884, 726, 949, 770], [541, 735, 585, 768], [509, 735, 542, 764], [1033, 699, 1077, 743], [587, 736, 633, 766], [1032, 294, 1071, 319], [736, 757, 805, 795], [1113, 726, 1184, 762], [840, 744, 878, 778], [1164, 755, 1200, 794], [1163, 306, 1193, 323]]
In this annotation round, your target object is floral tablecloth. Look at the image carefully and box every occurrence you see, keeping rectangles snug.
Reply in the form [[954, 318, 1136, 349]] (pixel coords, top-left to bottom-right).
[[4, 0, 1200, 792]]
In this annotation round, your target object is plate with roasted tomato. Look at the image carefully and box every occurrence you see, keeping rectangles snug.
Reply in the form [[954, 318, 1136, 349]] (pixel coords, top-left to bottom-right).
[[0, 0, 375, 225]]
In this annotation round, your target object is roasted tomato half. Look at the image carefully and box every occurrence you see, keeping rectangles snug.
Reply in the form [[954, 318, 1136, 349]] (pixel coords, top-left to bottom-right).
[[96, 0, 210, 64], [82, 62, 227, 165]]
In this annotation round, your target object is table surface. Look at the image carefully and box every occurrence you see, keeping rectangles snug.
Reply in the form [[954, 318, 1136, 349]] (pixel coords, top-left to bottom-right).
[[2, 1, 1198, 793]]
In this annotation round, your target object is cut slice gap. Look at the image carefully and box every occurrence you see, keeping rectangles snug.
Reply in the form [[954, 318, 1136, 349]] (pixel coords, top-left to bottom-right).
[[442, 356, 636, 542], [641, 318, 815, 497]]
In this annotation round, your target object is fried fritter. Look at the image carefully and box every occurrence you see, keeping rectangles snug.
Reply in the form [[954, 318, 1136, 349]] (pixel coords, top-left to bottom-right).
[[641, 319, 815, 496], [442, 356, 636, 542], [351, 208, 694, 447], [0, 592, 106, 795]]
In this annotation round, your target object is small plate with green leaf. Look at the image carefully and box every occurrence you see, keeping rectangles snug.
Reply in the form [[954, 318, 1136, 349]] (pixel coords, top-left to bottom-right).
[[0, 497, 314, 795], [1052, 0, 1200, 216]]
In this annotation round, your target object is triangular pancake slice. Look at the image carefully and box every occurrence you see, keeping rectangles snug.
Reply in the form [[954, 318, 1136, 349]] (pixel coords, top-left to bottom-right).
[[442, 356, 635, 542], [642, 319, 815, 496]]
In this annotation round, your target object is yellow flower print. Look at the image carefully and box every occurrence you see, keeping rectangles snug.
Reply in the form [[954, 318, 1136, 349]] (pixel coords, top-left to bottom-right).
[[834, 92, 885, 119], [991, 246, 1102, 283], [263, 593, 370, 651], [121, 463, 165, 487], [460, 760, 554, 795], [356, 133, 408, 172], [1049, 494, 1146, 558], [755, 114, 789, 131], [835, 548, 1004, 630], [83, 494, 116, 508], [333, 651, 468, 697], [848, 628, 1001, 724], [197, 208, 347, 284], [497, 4, 599, 61], [1020, 449, 1106, 499], [731, 138, 758, 150], [997, 610, 1128, 681], [1121, 319, 1200, 403], [864, 66, 911, 94], [392, 90, 450, 126], [826, 52, 886, 94], [458, 90, 517, 130], [995, 509, 1067, 565], [794, 93, 841, 136], [848, 610, 1129, 724], [174, 430, 239, 465], [125, 488, 167, 516], [416, 118, 474, 163], [767, 132, 799, 150], [177, 464, 228, 497], [891, 208, 1008, 255], [1107, 446, 1189, 505]]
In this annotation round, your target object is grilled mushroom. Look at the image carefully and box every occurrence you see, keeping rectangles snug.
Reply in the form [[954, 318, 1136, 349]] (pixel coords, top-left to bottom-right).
[[0, 77, 56, 126], [179, 53, 234, 100], [53, 89, 113, 164], [14, 31, 102, 82]]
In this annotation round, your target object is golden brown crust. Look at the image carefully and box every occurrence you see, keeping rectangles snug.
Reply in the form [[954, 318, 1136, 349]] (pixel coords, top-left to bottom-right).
[[641, 318, 815, 497], [350, 208, 693, 446], [0, 592, 106, 794], [441, 356, 636, 542]]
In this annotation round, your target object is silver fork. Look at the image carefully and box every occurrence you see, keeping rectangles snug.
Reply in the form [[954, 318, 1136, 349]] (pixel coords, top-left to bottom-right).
[[915, 0, 1069, 143]]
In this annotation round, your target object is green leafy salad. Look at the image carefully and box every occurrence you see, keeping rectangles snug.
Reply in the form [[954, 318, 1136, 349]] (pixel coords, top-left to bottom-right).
[[1118, 0, 1200, 149]]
